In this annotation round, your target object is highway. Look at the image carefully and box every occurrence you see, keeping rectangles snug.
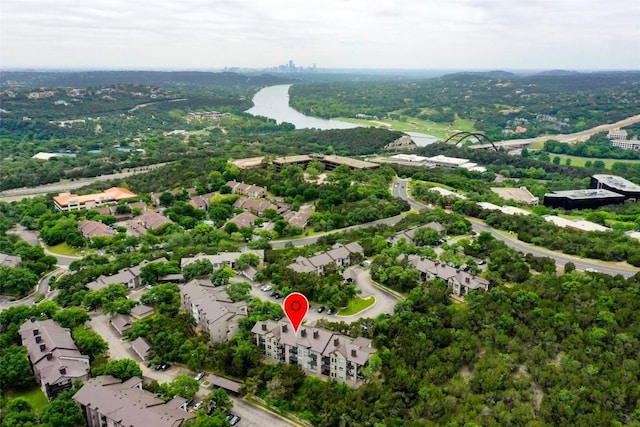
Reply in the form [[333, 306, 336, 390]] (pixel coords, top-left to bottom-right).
[[471, 113, 640, 150], [393, 178, 638, 278]]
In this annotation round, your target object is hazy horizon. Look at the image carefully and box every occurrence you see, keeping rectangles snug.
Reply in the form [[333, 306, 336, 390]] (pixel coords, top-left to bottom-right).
[[2, 0, 639, 70]]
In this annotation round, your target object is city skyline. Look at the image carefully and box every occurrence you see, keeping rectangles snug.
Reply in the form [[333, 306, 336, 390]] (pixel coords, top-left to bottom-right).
[[1, 0, 639, 70]]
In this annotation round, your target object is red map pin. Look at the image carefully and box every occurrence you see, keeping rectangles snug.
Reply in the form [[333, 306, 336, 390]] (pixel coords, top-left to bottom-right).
[[283, 292, 309, 334]]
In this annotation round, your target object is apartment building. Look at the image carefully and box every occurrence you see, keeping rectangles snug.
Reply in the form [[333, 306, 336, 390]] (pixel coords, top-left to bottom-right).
[[180, 249, 264, 271], [403, 254, 490, 297], [181, 279, 247, 343], [252, 320, 376, 385], [19, 318, 90, 400], [288, 242, 364, 275], [73, 375, 195, 427]]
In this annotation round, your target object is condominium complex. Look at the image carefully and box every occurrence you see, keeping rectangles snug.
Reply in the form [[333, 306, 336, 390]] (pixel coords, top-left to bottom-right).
[[252, 320, 376, 385], [19, 318, 90, 400]]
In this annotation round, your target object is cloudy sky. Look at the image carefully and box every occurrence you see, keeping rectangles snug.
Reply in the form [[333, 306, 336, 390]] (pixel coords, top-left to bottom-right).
[[1, 0, 639, 70]]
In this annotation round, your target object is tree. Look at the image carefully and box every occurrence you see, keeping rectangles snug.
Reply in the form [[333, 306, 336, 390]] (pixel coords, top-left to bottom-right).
[[54, 307, 90, 329], [103, 358, 143, 380], [413, 227, 442, 246], [226, 281, 251, 302], [564, 262, 576, 273], [204, 388, 233, 413], [235, 253, 260, 271], [72, 327, 108, 360], [163, 375, 200, 399], [552, 156, 561, 165], [1, 398, 37, 427], [0, 345, 35, 389], [39, 390, 84, 427], [183, 259, 214, 281], [210, 267, 235, 286]]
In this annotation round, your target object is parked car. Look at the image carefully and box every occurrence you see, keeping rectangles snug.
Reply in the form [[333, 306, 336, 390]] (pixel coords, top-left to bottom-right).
[[194, 372, 205, 381], [160, 363, 171, 371], [360, 260, 371, 267], [327, 308, 334, 315], [261, 285, 272, 292], [317, 306, 325, 313], [269, 290, 277, 297], [193, 401, 203, 411], [230, 415, 241, 426], [585, 268, 598, 273], [273, 293, 281, 299]]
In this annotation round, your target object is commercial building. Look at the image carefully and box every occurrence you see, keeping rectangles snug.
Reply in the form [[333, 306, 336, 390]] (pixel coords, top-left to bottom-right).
[[53, 187, 137, 211], [610, 139, 640, 151], [19, 318, 90, 400], [426, 155, 487, 173], [478, 202, 531, 216], [73, 376, 195, 427], [252, 320, 376, 385], [590, 174, 640, 199], [181, 279, 247, 343], [491, 187, 539, 206], [271, 155, 379, 172], [543, 189, 626, 210], [543, 216, 610, 233]]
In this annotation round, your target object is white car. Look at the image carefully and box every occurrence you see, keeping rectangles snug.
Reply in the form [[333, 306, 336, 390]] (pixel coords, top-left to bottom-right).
[[193, 401, 203, 411], [261, 285, 273, 292]]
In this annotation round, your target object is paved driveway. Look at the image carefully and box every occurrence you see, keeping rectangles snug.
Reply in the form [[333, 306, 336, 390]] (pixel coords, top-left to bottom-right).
[[89, 312, 137, 361], [243, 266, 400, 326]]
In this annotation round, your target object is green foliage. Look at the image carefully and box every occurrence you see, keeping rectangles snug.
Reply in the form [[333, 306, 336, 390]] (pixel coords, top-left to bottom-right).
[[160, 375, 200, 400], [0, 398, 37, 427], [0, 345, 36, 389], [53, 307, 90, 329], [183, 259, 214, 281], [100, 358, 143, 381], [226, 281, 251, 302], [0, 267, 39, 297], [71, 327, 108, 360], [38, 390, 84, 427]]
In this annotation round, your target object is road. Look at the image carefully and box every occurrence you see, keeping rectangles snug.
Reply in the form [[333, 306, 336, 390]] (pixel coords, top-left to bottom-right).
[[0, 162, 171, 203], [90, 309, 299, 426], [242, 265, 400, 325], [470, 113, 640, 150], [270, 214, 404, 249], [394, 178, 638, 278]]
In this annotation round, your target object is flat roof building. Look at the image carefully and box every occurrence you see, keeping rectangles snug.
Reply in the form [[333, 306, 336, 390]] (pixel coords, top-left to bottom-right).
[[591, 174, 640, 199], [543, 216, 610, 233], [53, 187, 137, 211], [491, 187, 539, 206], [543, 189, 626, 210]]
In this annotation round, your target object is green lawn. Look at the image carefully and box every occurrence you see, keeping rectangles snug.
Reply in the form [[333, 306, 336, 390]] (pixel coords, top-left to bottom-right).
[[47, 242, 80, 256], [335, 115, 475, 140], [548, 154, 640, 169], [338, 296, 375, 316], [7, 387, 50, 414]]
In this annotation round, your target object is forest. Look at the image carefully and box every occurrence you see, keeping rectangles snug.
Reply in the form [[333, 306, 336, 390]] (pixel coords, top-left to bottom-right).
[[288, 71, 640, 141]]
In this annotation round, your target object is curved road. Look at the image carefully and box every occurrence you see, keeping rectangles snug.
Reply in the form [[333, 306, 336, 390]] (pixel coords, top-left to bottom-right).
[[395, 178, 638, 278], [471, 113, 640, 150]]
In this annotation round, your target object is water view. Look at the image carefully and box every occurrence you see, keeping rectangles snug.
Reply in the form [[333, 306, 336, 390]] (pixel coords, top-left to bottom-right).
[[246, 84, 439, 146]]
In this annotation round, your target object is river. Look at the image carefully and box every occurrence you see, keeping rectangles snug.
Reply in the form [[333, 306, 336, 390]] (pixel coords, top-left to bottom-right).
[[246, 84, 439, 146]]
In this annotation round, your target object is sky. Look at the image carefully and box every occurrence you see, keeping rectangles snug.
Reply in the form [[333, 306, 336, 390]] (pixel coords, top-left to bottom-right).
[[1, 0, 639, 70]]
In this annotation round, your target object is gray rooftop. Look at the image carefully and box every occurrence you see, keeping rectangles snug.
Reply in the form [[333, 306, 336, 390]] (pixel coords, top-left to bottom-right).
[[73, 376, 195, 427], [545, 189, 626, 200], [592, 174, 640, 191]]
